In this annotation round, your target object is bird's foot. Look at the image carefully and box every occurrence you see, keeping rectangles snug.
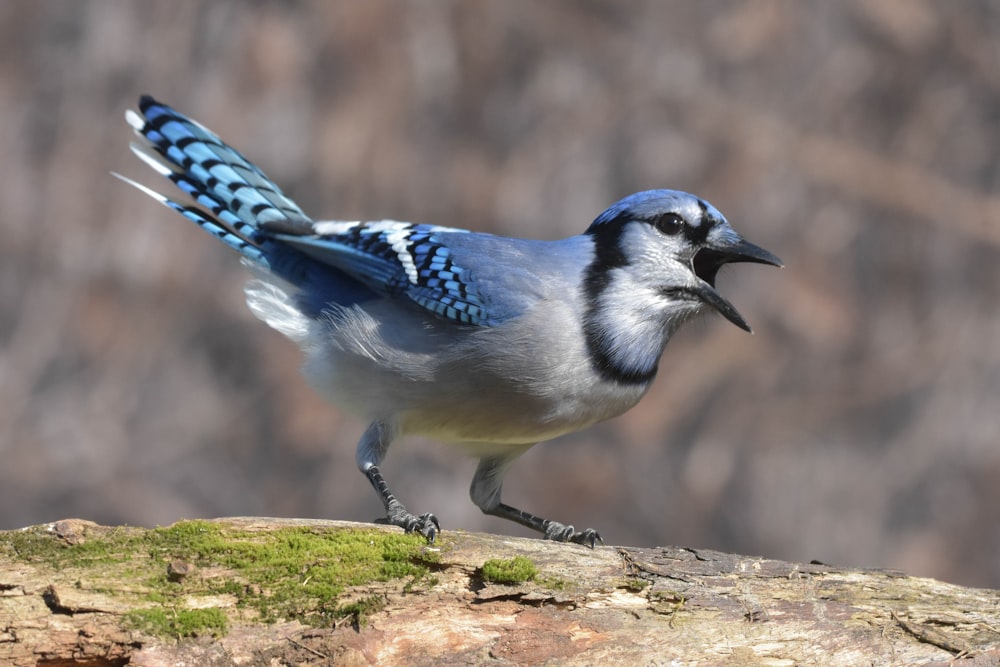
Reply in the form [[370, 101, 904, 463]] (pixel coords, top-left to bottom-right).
[[543, 521, 603, 548], [383, 507, 440, 543]]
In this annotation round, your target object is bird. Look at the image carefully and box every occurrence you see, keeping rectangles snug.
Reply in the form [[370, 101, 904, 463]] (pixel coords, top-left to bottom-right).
[[116, 95, 781, 547]]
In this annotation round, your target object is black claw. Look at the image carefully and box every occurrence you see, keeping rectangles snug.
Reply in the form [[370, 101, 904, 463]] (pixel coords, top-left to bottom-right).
[[415, 512, 440, 542], [392, 511, 440, 543], [542, 522, 603, 548], [570, 529, 603, 549]]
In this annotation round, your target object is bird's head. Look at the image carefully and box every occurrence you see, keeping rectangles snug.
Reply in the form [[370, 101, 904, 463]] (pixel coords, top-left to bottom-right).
[[586, 189, 782, 334]]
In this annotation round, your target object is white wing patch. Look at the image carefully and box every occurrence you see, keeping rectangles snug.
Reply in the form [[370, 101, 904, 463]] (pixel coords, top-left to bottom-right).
[[313, 220, 362, 235], [384, 227, 418, 284], [312, 219, 420, 285]]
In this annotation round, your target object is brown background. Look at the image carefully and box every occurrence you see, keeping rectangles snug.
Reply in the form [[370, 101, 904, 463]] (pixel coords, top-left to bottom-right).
[[1, 2, 998, 588]]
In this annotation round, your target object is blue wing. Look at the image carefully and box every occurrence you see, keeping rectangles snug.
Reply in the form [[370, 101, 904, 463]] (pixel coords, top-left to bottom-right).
[[122, 96, 498, 326], [273, 221, 496, 326]]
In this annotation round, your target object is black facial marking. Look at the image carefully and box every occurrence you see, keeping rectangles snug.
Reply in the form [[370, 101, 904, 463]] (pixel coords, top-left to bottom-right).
[[696, 198, 708, 220], [581, 220, 658, 386], [587, 343, 659, 386], [681, 199, 712, 245], [582, 216, 629, 302]]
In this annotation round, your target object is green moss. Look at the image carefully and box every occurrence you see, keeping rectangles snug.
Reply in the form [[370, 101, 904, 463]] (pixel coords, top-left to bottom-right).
[[481, 556, 538, 584], [334, 594, 387, 627], [6, 526, 134, 567], [125, 607, 228, 638], [536, 575, 569, 591], [2, 520, 439, 638], [620, 577, 649, 592]]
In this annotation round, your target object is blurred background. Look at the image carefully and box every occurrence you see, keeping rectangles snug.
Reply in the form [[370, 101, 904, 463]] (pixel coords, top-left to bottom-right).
[[1, 2, 998, 589]]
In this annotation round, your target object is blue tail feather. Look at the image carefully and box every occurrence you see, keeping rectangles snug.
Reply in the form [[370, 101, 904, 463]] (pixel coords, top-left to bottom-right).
[[113, 171, 268, 265], [121, 96, 383, 317], [135, 95, 312, 234]]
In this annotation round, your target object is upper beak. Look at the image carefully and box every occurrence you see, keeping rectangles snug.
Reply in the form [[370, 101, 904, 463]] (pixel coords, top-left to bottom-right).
[[716, 238, 783, 268], [690, 238, 782, 333]]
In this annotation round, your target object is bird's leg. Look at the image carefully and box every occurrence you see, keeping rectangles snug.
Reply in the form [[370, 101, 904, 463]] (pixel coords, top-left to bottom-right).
[[357, 420, 439, 542], [470, 454, 603, 548], [364, 465, 440, 541]]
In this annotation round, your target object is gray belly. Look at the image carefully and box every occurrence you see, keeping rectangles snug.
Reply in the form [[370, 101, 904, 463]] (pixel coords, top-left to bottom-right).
[[301, 299, 653, 448]]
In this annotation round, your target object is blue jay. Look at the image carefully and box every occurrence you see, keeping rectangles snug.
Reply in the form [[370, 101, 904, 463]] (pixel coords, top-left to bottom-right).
[[117, 96, 781, 547]]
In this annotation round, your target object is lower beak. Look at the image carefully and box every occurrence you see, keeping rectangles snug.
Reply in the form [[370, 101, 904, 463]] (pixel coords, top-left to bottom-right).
[[692, 238, 782, 333], [692, 282, 754, 332]]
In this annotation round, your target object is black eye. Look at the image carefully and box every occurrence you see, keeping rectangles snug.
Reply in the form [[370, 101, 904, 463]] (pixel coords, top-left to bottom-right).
[[651, 212, 684, 236]]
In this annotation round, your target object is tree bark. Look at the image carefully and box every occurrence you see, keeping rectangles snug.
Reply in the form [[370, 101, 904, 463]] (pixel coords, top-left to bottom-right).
[[2, 517, 998, 666]]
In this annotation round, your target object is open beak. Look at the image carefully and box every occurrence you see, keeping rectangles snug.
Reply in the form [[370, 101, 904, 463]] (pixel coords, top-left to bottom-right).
[[690, 238, 782, 333], [715, 238, 783, 268]]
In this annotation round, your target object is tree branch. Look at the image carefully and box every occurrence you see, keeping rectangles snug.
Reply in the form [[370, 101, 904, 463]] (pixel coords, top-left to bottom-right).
[[1, 517, 998, 665]]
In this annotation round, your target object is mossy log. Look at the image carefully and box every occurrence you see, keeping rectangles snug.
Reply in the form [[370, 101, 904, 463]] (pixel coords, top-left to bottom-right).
[[1, 517, 998, 666]]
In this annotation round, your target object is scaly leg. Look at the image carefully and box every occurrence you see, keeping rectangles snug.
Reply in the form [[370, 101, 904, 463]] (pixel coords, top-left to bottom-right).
[[470, 453, 603, 548], [357, 420, 439, 541]]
